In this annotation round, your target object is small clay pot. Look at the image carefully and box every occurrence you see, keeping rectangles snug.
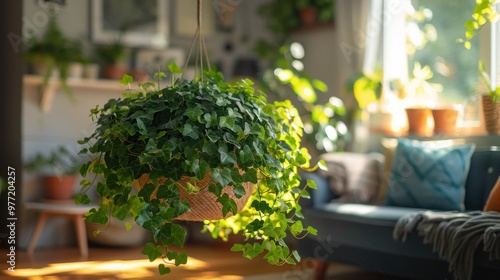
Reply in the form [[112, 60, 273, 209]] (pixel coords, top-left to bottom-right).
[[43, 175, 77, 200], [405, 107, 433, 136], [431, 107, 460, 135]]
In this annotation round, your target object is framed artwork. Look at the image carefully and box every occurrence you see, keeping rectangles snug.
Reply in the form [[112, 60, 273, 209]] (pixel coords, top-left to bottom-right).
[[90, 0, 169, 48], [135, 48, 185, 79]]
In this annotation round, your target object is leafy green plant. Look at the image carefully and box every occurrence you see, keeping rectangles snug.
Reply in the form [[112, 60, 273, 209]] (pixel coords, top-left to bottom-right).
[[257, 42, 348, 153], [461, 0, 499, 49], [24, 9, 83, 99], [479, 60, 500, 102], [95, 38, 127, 66], [76, 63, 322, 275], [254, 0, 347, 154], [25, 146, 82, 176]]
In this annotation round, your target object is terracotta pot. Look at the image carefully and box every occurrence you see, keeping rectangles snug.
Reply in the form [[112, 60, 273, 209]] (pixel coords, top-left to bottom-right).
[[298, 6, 318, 27], [133, 172, 253, 221], [431, 107, 460, 135], [405, 107, 433, 136], [101, 64, 128, 80], [481, 94, 500, 134], [43, 175, 77, 200]]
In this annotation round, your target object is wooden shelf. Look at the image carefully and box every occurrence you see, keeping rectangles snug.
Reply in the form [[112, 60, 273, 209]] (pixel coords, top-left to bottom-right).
[[23, 75, 140, 113]]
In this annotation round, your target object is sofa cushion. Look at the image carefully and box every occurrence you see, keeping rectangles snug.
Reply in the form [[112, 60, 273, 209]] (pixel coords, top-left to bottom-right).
[[384, 138, 475, 211], [307, 203, 442, 257], [319, 152, 383, 204], [378, 137, 467, 205]]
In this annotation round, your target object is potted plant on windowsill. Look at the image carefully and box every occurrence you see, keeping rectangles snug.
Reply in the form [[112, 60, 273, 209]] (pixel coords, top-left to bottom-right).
[[76, 63, 321, 275], [460, 1, 500, 134], [25, 146, 83, 201], [478, 61, 500, 134]]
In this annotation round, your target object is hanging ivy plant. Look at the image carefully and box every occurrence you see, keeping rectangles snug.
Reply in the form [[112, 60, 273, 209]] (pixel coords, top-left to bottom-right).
[[76, 63, 323, 275]]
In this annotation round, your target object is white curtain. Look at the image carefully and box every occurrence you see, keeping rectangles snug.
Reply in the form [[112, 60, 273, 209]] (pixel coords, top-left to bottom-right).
[[334, 0, 370, 109]]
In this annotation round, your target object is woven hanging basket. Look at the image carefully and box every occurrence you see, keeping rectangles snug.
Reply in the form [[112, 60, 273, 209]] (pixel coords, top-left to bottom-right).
[[481, 94, 500, 134], [133, 172, 253, 221]]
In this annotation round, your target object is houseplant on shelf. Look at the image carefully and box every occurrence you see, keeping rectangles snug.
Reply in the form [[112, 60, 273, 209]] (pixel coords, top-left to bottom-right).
[[95, 34, 128, 80], [24, 9, 83, 99], [25, 146, 82, 201], [76, 63, 322, 275]]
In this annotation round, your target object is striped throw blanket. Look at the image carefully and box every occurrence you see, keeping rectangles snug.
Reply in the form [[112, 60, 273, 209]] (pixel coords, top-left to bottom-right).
[[393, 210, 500, 280]]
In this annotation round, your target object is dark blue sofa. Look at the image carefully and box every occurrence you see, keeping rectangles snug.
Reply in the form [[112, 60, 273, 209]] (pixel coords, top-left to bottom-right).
[[298, 147, 500, 280]]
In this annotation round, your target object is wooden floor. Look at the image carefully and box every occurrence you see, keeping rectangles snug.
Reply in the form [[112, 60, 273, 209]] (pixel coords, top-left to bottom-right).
[[1, 242, 409, 280]]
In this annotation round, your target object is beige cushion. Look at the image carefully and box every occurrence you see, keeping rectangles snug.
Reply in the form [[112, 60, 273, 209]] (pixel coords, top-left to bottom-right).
[[319, 152, 383, 204]]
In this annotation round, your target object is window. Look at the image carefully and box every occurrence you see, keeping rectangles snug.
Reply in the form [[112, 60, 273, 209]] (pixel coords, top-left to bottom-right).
[[367, 0, 487, 134]]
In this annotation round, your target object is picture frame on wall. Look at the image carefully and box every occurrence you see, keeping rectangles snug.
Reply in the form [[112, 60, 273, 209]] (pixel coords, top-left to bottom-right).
[[90, 0, 169, 49]]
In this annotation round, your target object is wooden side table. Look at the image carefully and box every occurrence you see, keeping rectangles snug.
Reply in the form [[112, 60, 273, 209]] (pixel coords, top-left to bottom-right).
[[26, 202, 95, 257]]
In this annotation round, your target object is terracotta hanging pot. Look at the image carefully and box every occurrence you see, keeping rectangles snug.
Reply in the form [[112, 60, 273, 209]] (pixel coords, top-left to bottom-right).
[[481, 94, 500, 134], [133, 172, 253, 221]]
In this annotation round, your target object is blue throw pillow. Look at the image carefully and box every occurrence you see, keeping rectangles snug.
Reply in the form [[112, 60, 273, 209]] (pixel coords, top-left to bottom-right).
[[384, 138, 475, 211]]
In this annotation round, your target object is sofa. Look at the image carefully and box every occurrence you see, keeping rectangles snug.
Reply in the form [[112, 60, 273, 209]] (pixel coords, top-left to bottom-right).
[[297, 137, 500, 280]]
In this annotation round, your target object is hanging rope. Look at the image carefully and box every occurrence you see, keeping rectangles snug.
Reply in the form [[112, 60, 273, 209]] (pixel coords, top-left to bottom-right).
[[182, 0, 211, 81]]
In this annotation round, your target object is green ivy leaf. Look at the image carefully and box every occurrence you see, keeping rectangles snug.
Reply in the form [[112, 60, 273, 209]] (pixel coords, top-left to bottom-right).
[[172, 199, 191, 218], [85, 207, 109, 225], [217, 193, 238, 217], [74, 194, 91, 205], [136, 205, 163, 231], [233, 184, 247, 199], [219, 116, 235, 131], [290, 220, 303, 236], [211, 167, 233, 187], [119, 73, 133, 86], [182, 124, 199, 139], [138, 183, 155, 203], [158, 264, 171, 275], [218, 145, 237, 165], [239, 145, 254, 164], [307, 226, 318, 235], [141, 242, 162, 262], [206, 131, 220, 143], [168, 62, 182, 74], [242, 242, 264, 260], [230, 243, 245, 252], [112, 204, 131, 220], [168, 251, 188, 266], [185, 107, 204, 121]]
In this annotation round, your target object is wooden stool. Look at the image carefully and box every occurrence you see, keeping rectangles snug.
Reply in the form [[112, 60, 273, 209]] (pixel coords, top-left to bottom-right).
[[26, 202, 95, 257]]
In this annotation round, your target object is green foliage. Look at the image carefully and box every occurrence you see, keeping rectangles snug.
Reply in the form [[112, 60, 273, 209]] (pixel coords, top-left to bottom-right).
[[461, 0, 499, 49], [257, 42, 348, 153], [77, 64, 320, 275], [24, 9, 83, 98], [348, 70, 383, 109], [95, 39, 127, 65], [479, 60, 500, 102], [254, 0, 346, 154], [25, 146, 83, 176]]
